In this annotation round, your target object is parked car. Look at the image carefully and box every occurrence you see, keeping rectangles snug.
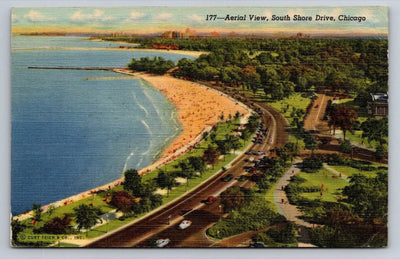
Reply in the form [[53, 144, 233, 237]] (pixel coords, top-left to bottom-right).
[[256, 151, 265, 156], [245, 150, 255, 155], [178, 220, 192, 230], [221, 174, 234, 182], [205, 196, 217, 205], [156, 238, 170, 247]]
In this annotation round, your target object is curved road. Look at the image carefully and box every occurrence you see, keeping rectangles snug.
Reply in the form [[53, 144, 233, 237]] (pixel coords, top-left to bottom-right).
[[86, 88, 289, 248]]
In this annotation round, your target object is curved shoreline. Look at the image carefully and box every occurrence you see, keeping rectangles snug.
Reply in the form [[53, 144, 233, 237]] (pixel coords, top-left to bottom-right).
[[12, 71, 251, 221]]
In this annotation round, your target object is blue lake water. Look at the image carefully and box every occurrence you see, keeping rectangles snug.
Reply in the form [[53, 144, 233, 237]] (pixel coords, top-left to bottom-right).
[[11, 36, 193, 215]]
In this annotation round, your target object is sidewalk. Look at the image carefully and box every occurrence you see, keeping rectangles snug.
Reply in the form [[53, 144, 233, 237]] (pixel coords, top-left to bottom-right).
[[273, 159, 317, 247]]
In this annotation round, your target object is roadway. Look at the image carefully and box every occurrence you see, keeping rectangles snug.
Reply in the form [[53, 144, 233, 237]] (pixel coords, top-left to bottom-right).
[[86, 91, 289, 248]]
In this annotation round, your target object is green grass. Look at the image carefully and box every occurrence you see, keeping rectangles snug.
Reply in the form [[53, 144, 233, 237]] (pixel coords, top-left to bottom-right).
[[264, 182, 278, 213], [267, 93, 310, 124], [297, 169, 348, 203], [328, 165, 386, 178], [58, 242, 81, 248]]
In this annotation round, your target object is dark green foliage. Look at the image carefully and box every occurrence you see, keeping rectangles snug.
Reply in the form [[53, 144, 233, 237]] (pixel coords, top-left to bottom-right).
[[375, 145, 386, 161], [342, 172, 388, 223], [123, 169, 144, 197], [156, 171, 176, 194], [276, 142, 299, 162], [11, 219, 25, 246], [128, 56, 175, 74], [32, 203, 42, 222], [73, 204, 102, 233], [361, 117, 388, 147], [202, 146, 220, 168], [207, 195, 286, 239], [106, 37, 388, 97], [220, 186, 247, 212], [188, 156, 206, 173], [304, 133, 317, 154], [215, 140, 232, 155], [265, 223, 297, 244], [302, 157, 323, 173], [340, 139, 352, 154]]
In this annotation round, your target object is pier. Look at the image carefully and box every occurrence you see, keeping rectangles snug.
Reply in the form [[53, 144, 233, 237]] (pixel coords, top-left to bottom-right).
[[28, 66, 125, 71]]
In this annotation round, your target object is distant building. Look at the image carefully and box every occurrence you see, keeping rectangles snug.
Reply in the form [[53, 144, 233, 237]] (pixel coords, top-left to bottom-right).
[[160, 31, 189, 39], [367, 93, 388, 117]]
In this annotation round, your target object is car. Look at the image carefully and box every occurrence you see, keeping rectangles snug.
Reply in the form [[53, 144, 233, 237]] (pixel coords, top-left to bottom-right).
[[256, 151, 265, 156], [156, 238, 170, 247], [221, 174, 234, 182], [205, 196, 217, 204], [178, 220, 192, 230], [245, 150, 255, 155]]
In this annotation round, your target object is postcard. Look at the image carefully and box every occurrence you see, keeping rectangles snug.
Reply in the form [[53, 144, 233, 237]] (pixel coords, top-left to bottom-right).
[[10, 6, 388, 248]]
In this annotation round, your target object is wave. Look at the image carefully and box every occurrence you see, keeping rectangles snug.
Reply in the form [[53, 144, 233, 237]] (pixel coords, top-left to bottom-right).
[[122, 151, 135, 173], [139, 80, 162, 120], [131, 90, 149, 118]]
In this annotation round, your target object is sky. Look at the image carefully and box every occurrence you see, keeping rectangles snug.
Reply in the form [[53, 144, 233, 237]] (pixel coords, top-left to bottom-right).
[[11, 6, 388, 36]]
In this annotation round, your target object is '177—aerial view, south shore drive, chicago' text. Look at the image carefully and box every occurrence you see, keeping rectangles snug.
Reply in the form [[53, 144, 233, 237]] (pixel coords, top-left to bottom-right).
[[11, 6, 388, 248]]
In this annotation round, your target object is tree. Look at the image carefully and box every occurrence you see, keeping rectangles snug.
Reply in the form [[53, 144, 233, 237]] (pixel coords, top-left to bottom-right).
[[329, 106, 358, 140], [32, 203, 43, 222], [230, 136, 242, 153], [342, 172, 388, 223], [156, 171, 176, 196], [239, 65, 261, 95], [44, 215, 72, 234], [277, 142, 299, 162], [220, 186, 246, 212], [47, 204, 56, 216], [361, 117, 388, 147], [110, 191, 138, 214], [202, 146, 221, 169], [123, 169, 143, 197], [216, 140, 232, 155], [304, 133, 317, 155], [73, 204, 102, 235], [188, 156, 206, 176], [179, 159, 195, 185], [340, 139, 352, 154]]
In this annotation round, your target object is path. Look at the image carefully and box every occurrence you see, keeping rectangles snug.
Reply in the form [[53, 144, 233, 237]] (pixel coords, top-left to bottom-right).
[[274, 159, 317, 247]]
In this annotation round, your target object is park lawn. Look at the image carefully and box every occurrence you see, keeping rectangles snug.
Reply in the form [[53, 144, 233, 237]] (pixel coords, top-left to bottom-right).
[[264, 182, 279, 213], [328, 165, 386, 178], [297, 169, 348, 203], [343, 130, 388, 150], [267, 93, 310, 124], [20, 191, 115, 228]]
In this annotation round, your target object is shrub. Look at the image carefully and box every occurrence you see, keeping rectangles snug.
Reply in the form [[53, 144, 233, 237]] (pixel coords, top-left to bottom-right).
[[340, 140, 352, 154], [302, 157, 323, 173]]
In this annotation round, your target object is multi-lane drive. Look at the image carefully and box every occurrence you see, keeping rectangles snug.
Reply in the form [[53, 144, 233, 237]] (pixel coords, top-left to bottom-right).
[[86, 100, 288, 248]]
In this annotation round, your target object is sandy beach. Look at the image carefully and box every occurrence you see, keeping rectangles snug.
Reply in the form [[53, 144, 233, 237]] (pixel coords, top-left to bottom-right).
[[12, 46, 207, 58], [13, 70, 251, 221]]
